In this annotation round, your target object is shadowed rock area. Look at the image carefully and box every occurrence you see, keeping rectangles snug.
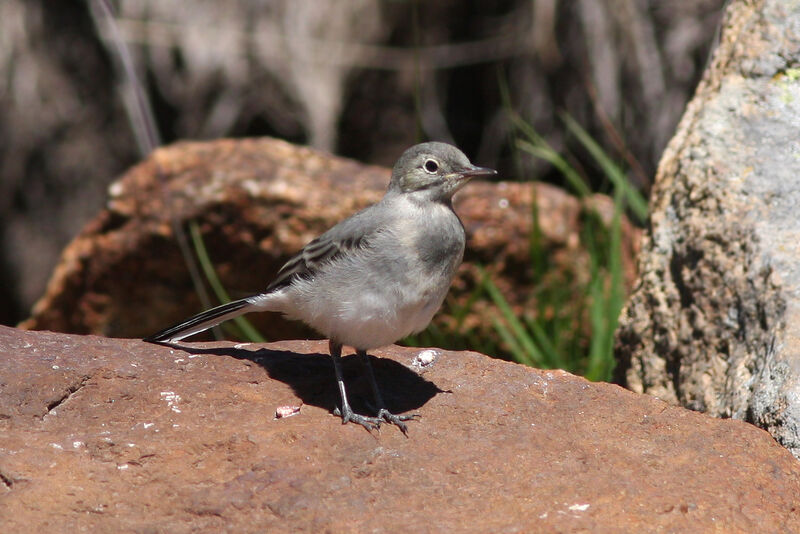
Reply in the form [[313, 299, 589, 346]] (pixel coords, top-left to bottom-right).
[[1, 326, 798, 532]]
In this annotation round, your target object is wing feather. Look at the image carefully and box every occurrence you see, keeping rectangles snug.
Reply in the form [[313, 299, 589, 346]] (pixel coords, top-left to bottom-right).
[[265, 208, 378, 292]]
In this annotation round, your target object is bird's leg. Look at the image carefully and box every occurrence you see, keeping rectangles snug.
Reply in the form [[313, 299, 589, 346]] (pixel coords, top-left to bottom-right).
[[357, 349, 419, 435], [329, 340, 382, 431]]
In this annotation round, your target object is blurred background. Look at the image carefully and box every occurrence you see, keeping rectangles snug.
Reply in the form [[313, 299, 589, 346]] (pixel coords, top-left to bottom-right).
[[0, 0, 724, 333]]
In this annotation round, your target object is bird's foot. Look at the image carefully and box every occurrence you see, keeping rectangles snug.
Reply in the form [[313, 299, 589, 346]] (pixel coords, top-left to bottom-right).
[[333, 406, 383, 432], [332, 406, 419, 434], [376, 409, 420, 436]]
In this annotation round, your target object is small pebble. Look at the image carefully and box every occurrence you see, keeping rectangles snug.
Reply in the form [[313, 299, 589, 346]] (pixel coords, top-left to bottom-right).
[[411, 349, 440, 369], [275, 405, 302, 419]]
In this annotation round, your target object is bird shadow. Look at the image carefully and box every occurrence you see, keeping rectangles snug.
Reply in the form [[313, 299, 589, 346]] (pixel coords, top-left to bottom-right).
[[155, 341, 444, 417]]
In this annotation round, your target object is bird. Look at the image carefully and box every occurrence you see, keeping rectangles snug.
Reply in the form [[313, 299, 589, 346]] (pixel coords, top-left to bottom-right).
[[144, 142, 497, 433]]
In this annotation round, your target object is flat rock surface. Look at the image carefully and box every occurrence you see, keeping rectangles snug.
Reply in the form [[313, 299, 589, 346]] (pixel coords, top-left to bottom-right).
[[1, 326, 798, 533]]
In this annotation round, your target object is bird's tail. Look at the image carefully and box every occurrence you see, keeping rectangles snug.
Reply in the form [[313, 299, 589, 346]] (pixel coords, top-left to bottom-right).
[[144, 298, 257, 343]]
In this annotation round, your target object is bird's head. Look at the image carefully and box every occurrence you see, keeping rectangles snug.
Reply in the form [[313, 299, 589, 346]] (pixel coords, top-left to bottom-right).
[[388, 142, 497, 201]]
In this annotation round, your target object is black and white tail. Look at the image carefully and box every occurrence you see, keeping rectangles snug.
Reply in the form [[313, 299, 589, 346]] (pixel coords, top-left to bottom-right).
[[144, 298, 256, 342]]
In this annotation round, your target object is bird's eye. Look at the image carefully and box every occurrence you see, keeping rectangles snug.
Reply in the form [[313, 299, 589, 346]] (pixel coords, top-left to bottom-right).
[[423, 159, 439, 173]]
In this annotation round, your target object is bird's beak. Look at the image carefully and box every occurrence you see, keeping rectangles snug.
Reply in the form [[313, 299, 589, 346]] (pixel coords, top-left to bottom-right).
[[457, 165, 498, 179]]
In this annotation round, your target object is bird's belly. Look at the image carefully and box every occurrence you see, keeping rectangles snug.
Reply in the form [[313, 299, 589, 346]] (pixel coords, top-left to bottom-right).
[[327, 297, 436, 349], [285, 269, 449, 350]]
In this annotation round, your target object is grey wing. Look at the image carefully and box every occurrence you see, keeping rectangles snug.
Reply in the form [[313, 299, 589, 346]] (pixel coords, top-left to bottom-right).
[[264, 205, 385, 292]]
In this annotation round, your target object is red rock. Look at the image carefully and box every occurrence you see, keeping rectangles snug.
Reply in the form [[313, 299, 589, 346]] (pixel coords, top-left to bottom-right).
[[1, 326, 797, 532]]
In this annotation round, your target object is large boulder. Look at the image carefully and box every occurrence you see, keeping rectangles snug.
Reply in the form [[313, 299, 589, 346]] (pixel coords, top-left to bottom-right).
[[1, 326, 798, 532], [615, 0, 800, 457]]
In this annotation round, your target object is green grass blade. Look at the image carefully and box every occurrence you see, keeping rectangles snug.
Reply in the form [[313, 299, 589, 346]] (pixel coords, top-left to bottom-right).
[[491, 316, 533, 367], [528, 179, 547, 281], [509, 111, 546, 147], [522, 315, 565, 370], [584, 188, 625, 381], [189, 221, 266, 343], [561, 113, 648, 222], [479, 269, 549, 368], [517, 140, 592, 198]]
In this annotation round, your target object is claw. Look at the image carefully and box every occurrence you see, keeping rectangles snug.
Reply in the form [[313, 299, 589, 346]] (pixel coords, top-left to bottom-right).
[[334, 406, 382, 432], [376, 409, 420, 436]]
